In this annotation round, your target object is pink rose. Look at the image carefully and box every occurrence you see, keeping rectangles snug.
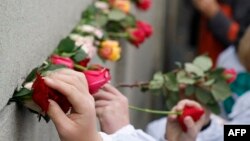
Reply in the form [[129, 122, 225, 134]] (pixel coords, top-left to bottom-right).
[[136, 21, 153, 38], [50, 55, 74, 69], [83, 66, 111, 94], [223, 69, 237, 83]]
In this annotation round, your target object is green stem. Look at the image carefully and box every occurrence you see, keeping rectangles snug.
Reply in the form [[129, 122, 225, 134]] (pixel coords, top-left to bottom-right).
[[74, 64, 87, 71], [129, 105, 182, 115]]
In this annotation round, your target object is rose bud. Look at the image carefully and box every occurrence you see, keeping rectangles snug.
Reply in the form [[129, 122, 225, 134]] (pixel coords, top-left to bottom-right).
[[109, 0, 131, 13], [32, 74, 71, 113], [136, 0, 152, 11], [136, 21, 153, 38], [98, 40, 121, 61], [127, 28, 146, 47], [83, 66, 111, 94], [223, 69, 237, 83], [50, 55, 74, 69], [79, 58, 91, 67]]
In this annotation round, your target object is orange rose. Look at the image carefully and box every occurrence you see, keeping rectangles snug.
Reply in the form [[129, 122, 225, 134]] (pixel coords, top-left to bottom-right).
[[99, 40, 121, 61], [110, 0, 131, 13]]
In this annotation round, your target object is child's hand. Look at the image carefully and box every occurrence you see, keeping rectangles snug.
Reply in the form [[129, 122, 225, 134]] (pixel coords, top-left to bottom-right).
[[45, 69, 101, 141], [93, 84, 130, 134], [166, 100, 209, 141]]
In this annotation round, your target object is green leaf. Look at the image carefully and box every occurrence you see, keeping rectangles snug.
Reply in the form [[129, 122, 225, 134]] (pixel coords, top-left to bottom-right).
[[185, 63, 204, 77], [195, 87, 213, 104], [177, 71, 196, 84], [121, 14, 136, 27], [193, 55, 213, 71], [211, 80, 231, 101], [61, 52, 77, 57], [207, 102, 221, 114], [185, 85, 195, 96], [58, 37, 75, 53], [13, 88, 32, 98], [24, 67, 39, 84], [166, 91, 179, 110], [72, 49, 87, 62], [164, 72, 178, 91], [108, 10, 126, 21], [203, 79, 215, 86], [96, 14, 108, 27], [149, 72, 164, 89]]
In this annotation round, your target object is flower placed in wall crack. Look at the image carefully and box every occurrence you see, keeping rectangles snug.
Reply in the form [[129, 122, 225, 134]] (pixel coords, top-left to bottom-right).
[[84, 65, 111, 94], [98, 40, 121, 61], [50, 55, 74, 69], [127, 27, 146, 47], [32, 74, 71, 113], [135, 0, 152, 11], [136, 21, 153, 38], [109, 0, 131, 13], [95, 1, 109, 11]]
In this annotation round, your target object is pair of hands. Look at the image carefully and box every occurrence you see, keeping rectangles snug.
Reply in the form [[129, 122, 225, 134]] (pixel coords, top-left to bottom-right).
[[192, 0, 220, 18], [45, 69, 208, 141]]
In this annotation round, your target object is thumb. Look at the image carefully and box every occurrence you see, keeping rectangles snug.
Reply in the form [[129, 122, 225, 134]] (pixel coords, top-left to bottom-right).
[[47, 100, 71, 128]]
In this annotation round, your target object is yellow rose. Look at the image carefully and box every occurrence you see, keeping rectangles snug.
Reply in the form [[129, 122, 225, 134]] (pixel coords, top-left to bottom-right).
[[99, 40, 121, 61], [112, 0, 131, 13]]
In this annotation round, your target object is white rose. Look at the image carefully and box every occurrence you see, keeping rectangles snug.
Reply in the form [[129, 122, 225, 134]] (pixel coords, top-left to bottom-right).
[[95, 1, 109, 10], [69, 34, 83, 41], [78, 25, 96, 33], [94, 29, 104, 39], [24, 82, 34, 90]]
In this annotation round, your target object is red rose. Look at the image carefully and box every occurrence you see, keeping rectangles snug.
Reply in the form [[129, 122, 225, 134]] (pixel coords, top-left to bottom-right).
[[223, 69, 237, 83], [136, 21, 153, 38], [79, 58, 90, 67], [127, 28, 146, 47], [178, 106, 205, 132], [50, 55, 74, 69], [136, 0, 152, 11], [32, 74, 71, 113], [83, 66, 111, 94]]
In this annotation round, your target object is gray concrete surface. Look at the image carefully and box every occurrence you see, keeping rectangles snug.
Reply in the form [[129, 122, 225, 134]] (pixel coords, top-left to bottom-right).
[[0, 0, 91, 140]]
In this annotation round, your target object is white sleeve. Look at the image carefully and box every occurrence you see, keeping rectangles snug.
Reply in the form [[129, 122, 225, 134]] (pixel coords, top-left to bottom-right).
[[196, 114, 224, 141], [100, 124, 159, 141], [146, 117, 167, 140], [197, 92, 250, 141]]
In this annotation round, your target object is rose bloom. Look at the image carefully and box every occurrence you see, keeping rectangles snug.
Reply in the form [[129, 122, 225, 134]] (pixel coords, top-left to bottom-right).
[[136, 0, 152, 11], [50, 55, 74, 69], [83, 66, 111, 94], [95, 1, 109, 11], [127, 28, 146, 47], [223, 68, 237, 83], [136, 21, 153, 38], [32, 74, 71, 113], [109, 0, 131, 13], [98, 40, 121, 61]]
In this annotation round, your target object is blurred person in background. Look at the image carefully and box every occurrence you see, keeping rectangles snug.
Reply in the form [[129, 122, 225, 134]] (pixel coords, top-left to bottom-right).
[[146, 25, 250, 141], [188, 0, 250, 64]]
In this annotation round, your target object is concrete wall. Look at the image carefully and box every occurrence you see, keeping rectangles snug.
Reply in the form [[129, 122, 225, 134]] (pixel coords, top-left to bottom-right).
[[113, 1, 168, 129], [0, 0, 167, 140], [0, 0, 91, 140]]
